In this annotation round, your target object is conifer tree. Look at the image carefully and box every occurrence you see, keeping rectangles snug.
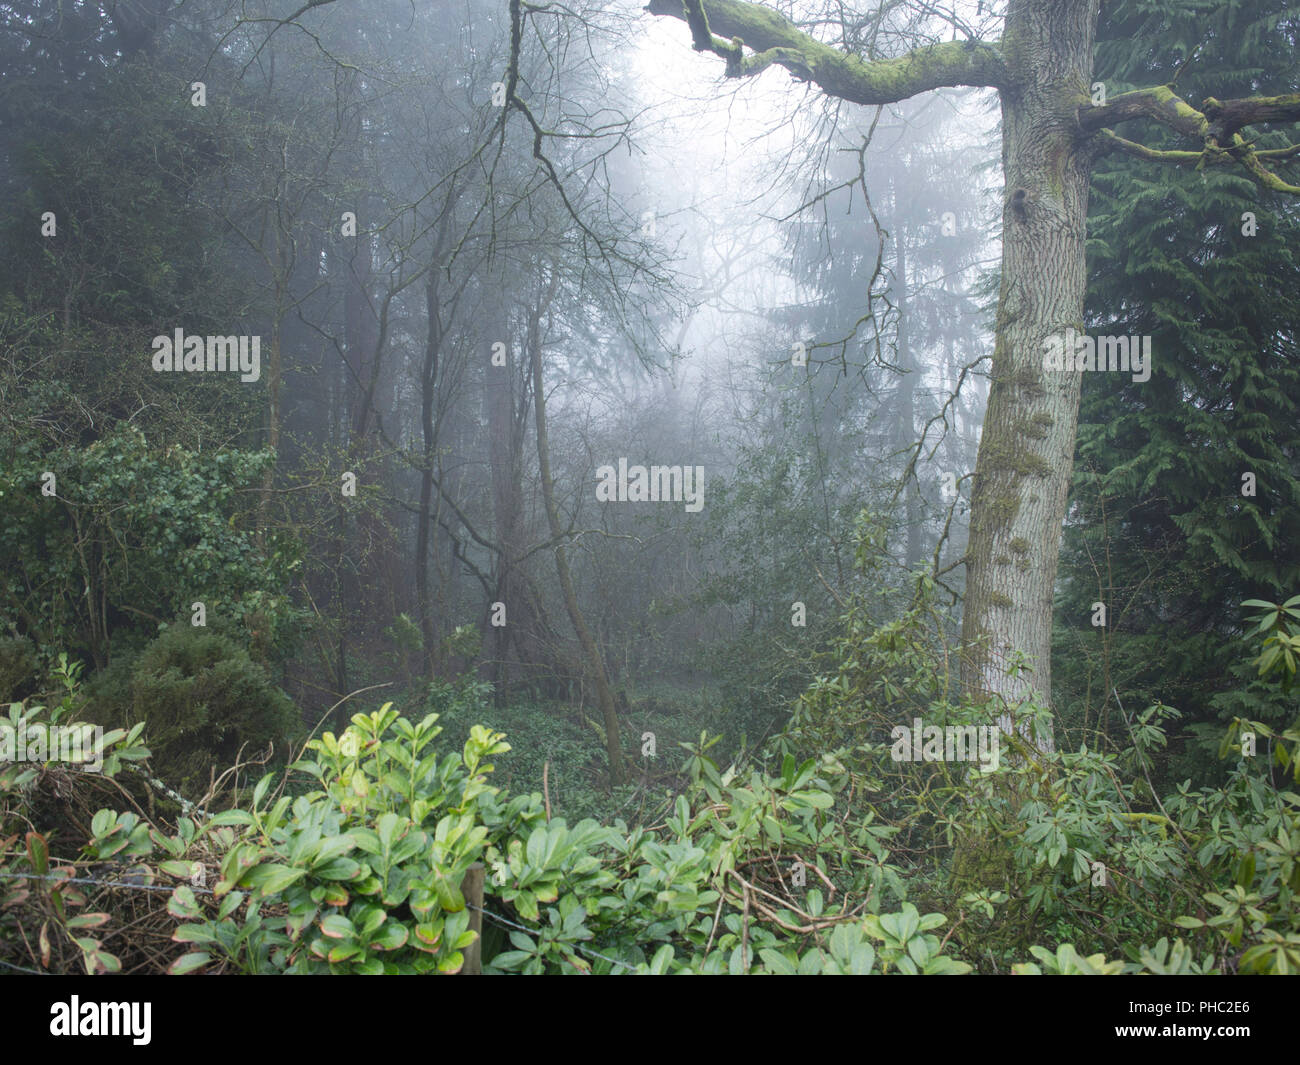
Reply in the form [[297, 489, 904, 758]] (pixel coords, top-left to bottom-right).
[[1054, 0, 1300, 781]]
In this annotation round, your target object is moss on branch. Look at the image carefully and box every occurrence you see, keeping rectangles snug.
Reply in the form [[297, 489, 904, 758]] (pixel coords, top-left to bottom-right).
[[646, 0, 1006, 104]]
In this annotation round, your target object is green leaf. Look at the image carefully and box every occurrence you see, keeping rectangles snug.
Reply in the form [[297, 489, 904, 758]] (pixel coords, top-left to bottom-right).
[[209, 810, 256, 828], [169, 952, 211, 975], [90, 810, 114, 840], [241, 863, 308, 895], [320, 914, 355, 940], [67, 912, 110, 929], [168, 886, 201, 919], [217, 892, 245, 920], [759, 948, 798, 974], [785, 789, 834, 810], [649, 944, 675, 974], [372, 922, 409, 951], [172, 924, 218, 944], [356, 904, 386, 937], [25, 833, 48, 876], [1236, 852, 1256, 888]]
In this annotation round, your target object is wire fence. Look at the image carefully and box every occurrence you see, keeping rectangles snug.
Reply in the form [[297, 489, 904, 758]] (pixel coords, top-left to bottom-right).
[[0, 870, 213, 895], [0, 956, 48, 974], [465, 900, 641, 973], [0, 868, 647, 973]]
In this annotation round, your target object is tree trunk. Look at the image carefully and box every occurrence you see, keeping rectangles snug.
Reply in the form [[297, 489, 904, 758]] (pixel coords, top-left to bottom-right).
[[416, 276, 443, 676], [894, 224, 922, 570], [959, 0, 1098, 751], [528, 300, 626, 785], [484, 310, 531, 697], [259, 287, 285, 530]]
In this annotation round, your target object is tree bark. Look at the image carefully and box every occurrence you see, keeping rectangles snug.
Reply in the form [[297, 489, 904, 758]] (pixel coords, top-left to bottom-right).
[[959, 0, 1098, 751]]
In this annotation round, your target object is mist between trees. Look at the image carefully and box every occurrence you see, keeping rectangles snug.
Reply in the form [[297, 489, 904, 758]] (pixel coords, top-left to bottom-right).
[[2, 0, 1300, 979]]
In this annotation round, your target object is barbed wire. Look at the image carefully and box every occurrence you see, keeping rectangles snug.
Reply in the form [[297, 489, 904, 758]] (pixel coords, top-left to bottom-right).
[[0, 956, 48, 974], [1, 871, 652, 972], [467, 902, 641, 973], [0, 870, 213, 895]]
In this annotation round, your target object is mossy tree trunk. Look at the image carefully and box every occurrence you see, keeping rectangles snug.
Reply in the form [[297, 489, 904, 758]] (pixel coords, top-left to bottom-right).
[[958, 0, 1099, 751]]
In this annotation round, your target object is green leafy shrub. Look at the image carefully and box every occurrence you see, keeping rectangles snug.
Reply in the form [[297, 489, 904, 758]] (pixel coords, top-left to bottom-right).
[[763, 558, 1300, 973], [7, 591, 1300, 975], [1, 656, 151, 974], [150, 706, 504, 974], [89, 625, 301, 798], [0, 425, 304, 668]]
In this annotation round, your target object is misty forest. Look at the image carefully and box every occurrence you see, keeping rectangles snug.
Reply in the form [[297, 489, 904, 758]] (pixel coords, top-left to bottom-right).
[[3, 0, 1300, 978]]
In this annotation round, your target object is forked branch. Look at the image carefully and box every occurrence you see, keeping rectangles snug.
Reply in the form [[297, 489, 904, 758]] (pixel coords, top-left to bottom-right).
[[1083, 87, 1300, 195]]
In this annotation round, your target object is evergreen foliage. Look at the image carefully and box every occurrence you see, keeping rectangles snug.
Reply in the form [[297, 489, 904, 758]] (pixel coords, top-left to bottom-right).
[[1055, 0, 1300, 785]]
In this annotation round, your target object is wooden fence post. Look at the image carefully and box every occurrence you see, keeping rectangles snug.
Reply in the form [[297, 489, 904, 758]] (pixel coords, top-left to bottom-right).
[[460, 862, 484, 975]]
